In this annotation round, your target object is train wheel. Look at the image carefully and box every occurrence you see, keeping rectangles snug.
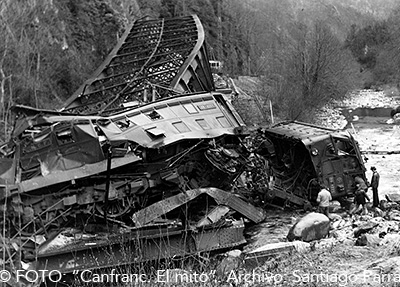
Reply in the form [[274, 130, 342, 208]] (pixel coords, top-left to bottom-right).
[[95, 197, 134, 218]]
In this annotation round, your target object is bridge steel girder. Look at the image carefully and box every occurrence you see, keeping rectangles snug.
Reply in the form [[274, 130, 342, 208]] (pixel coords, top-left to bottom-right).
[[62, 15, 215, 116]]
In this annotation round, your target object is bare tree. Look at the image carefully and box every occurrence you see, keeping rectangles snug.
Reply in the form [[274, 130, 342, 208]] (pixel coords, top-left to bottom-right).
[[264, 21, 360, 122]]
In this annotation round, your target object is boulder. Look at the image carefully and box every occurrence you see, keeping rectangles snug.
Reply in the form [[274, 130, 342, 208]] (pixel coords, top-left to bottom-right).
[[373, 207, 385, 217], [373, 220, 399, 236], [287, 212, 330, 242], [216, 250, 242, 277], [329, 213, 342, 222], [393, 113, 400, 124], [330, 200, 342, 212], [359, 214, 373, 221], [353, 221, 378, 238], [388, 210, 400, 221], [380, 233, 400, 246], [331, 218, 348, 230], [314, 238, 336, 250], [385, 193, 400, 203], [381, 200, 399, 210], [342, 239, 355, 246], [370, 216, 385, 223], [369, 256, 400, 273], [355, 233, 381, 246]]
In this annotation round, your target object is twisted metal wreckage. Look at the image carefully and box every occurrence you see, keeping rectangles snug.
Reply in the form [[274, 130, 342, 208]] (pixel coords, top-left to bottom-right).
[[0, 15, 367, 285], [0, 15, 266, 285], [254, 121, 368, 208]]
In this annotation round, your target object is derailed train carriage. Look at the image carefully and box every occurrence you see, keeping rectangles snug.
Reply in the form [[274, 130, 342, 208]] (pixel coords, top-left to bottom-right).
[[256, 121, 367, 208], [0, 15, 265, 280], [0, 13, 367, 283], [1, 97, 249, 230]]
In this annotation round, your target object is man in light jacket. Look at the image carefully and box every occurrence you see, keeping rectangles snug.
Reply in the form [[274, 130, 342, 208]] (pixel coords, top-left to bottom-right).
[[317, 184, 332, 218]]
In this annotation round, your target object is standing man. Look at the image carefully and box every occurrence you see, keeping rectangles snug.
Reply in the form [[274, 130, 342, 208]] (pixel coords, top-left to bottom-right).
[[370, 166, 380, 207], [316, 184, 332, 218]]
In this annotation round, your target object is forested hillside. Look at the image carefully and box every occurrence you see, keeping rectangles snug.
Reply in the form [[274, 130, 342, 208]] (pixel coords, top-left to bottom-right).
[[0, 0, 399, 140]]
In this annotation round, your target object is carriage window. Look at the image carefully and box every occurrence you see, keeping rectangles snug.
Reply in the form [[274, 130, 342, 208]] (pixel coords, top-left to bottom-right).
[[183, 103, 198, 114], [172, 121, 190, 133], [146, 110, 163, 120], [56, 129, 75, 145], [196, 119, 210, 130], [216, 116, 231, 128]]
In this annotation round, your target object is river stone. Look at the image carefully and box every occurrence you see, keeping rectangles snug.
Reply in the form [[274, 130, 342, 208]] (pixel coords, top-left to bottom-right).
[[385, 193, 400, 203], [373, 207, 385, 218], [388, 210, 400, 221], [353, 221, 378, 237], [330, 200, 342, 212], [329, 213, 342, 221], [355, 233, 381, 246], [216, 253, 242, 277], [287, 212, 330, 242]]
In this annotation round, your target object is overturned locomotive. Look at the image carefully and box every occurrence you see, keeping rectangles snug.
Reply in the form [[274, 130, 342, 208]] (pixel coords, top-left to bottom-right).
[[255, 121, 367, 208]]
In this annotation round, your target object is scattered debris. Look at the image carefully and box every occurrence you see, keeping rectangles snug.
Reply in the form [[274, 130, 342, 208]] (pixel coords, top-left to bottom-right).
[[0, 15, 265, 284], [0, 12, 396, 287]]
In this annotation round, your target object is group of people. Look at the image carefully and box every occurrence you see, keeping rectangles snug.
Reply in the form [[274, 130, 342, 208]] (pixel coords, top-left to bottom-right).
[[316, 166, 380, 218]]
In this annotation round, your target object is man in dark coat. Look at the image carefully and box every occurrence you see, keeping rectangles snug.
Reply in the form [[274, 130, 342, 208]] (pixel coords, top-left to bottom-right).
[[350, 184, 370, 215], [370, 166, 380, 207]]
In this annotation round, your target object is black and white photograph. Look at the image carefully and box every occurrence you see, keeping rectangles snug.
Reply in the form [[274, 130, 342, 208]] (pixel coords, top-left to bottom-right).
[[1, 0, 400, 286]]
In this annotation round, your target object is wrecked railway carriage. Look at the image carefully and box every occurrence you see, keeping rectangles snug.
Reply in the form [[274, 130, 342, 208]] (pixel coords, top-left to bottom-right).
[[0, 15, 265, 281], [257, 121, 367, 207], [0, 14, 367, 283]]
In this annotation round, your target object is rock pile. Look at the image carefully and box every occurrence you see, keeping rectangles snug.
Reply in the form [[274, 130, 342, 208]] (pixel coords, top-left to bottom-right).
[[287, 199, 400, 250], [314, 89, 400, 130], [313, 104, 348, 130], [338, 89, 399, 108]]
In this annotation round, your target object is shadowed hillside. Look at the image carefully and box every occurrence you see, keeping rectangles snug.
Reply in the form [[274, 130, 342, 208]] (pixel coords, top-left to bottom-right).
[[0, 0, 399, 140]]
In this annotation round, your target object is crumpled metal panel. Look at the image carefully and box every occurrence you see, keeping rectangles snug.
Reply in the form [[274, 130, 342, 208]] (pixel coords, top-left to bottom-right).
[[18, 153, 141, 193], [99, 93, 245, 148], [5, 89, 247, 194], [0, 158, 14, 183], [19, 121, 104, 178], [0, 15, 253, 283], [62, 15, 214, 116], [30, 221, 246, 276], [265, 121, 353, 147], [13, 92, 246, 152], [131, 188, 265, 227]]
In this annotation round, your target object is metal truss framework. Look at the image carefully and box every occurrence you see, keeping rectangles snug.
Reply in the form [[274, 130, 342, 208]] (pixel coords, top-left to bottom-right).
[[62, 15, 214, 116]]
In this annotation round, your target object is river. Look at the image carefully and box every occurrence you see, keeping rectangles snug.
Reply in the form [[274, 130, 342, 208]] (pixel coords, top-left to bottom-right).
[[316, 89, 400, 199]]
